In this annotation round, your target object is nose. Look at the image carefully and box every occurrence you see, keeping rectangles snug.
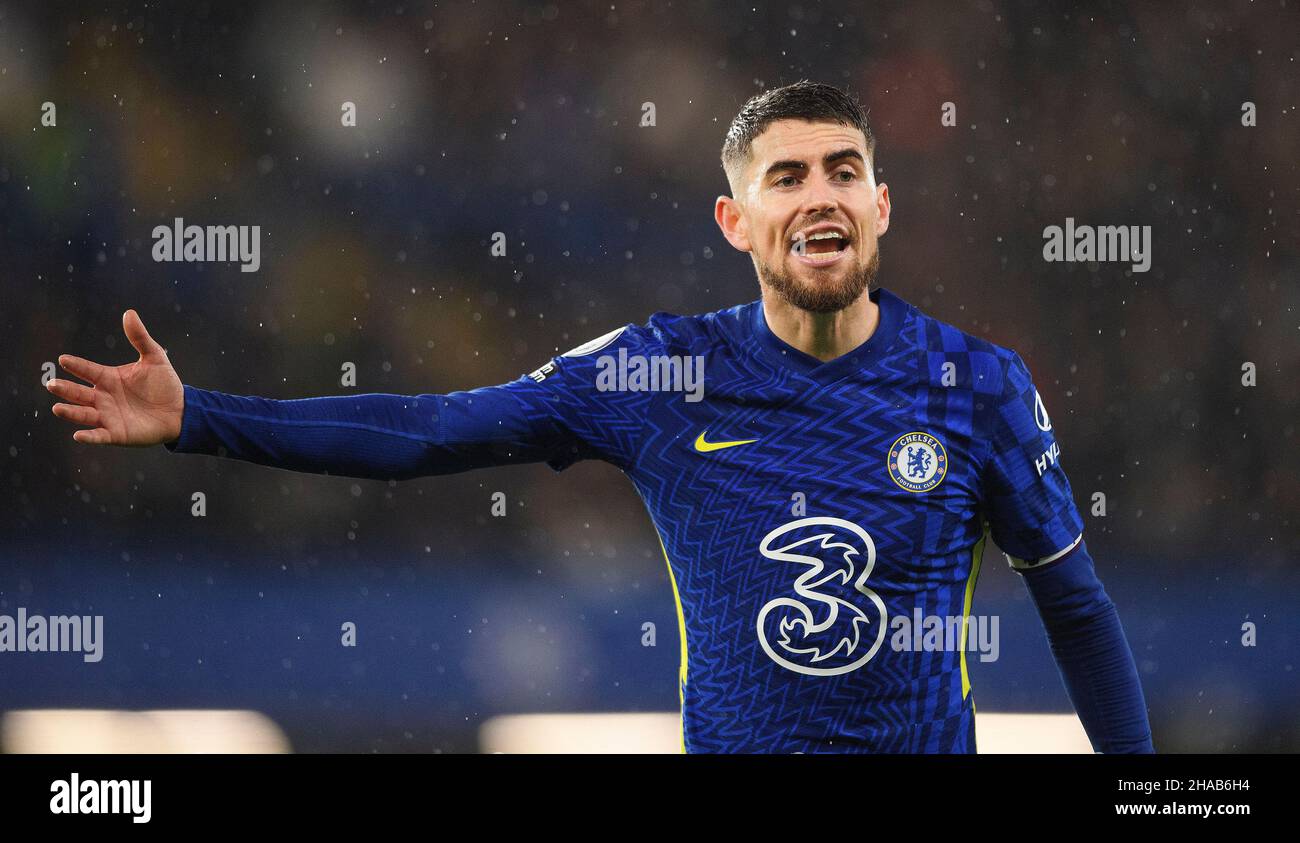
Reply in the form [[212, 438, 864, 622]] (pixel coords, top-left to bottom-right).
[[801, 172, 839, 216]]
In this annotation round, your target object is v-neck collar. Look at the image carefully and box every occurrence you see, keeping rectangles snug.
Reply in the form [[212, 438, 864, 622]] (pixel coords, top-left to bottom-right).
[[747, 286, 907, 385]]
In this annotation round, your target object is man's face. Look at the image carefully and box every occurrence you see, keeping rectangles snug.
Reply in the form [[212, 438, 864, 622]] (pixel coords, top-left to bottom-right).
[[717, 119, 890, 313]]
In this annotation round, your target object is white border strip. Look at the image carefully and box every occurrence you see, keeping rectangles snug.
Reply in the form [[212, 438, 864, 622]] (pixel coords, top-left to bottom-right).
[[1006, 531, 1083, 571]]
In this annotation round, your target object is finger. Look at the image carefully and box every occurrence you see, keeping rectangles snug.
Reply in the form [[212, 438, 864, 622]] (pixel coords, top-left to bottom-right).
[[58, 353, 106, 384], [46, 378, 96, 405], [72, 428, 112, 445], [52, 402, 101, 427], [123, 309, 166, 359]]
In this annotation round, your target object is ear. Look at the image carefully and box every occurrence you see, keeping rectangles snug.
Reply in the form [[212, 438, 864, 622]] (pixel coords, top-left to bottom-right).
[[874, 182, 891, 237], [715, 195, 751, 252]]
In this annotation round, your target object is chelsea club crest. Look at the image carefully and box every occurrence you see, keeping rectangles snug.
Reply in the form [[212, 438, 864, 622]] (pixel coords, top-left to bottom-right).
[[887, 432, 947, 493]]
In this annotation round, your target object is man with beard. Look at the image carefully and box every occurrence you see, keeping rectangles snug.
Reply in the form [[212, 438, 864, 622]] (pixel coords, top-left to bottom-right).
[[47, 81, 1152, 754]]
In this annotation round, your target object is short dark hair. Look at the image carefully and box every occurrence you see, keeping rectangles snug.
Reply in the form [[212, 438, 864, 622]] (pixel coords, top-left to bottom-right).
[[720, 80, 875, 191]]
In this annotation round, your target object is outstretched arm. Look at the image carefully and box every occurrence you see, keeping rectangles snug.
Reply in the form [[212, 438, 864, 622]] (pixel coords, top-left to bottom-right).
[[48, 310, 645, 480], [157, 382, 581, 480], [1019, 539, 1155, 753]]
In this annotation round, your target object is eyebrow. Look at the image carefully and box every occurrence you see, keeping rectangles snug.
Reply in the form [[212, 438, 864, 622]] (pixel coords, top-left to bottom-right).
[[763, 148, 865, 180]]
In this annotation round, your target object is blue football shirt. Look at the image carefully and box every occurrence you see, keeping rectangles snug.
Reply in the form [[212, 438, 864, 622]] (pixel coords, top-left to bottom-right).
[[509, 285, 1084, 752], [167, 284, 1085, 753]]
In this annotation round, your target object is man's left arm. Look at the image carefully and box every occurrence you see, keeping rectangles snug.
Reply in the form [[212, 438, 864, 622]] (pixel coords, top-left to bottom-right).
[[1014, 538, 1154, 753], [981, 350, 1154, 753]]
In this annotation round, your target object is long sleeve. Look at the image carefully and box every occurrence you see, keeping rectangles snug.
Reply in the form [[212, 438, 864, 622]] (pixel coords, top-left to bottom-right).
[[1019, 539, 1155, 753], [163, 383, 583, 480], [976, 350, 1150, 750], [162, 324, 659, 480]]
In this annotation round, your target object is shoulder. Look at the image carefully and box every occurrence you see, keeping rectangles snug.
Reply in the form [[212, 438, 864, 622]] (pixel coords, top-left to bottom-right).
[[646, 303, 752, 356], [893, 290, 1030, 403], [898, 293, 1059, 452], [527, 305, 736, 388], [556, 302, 750, 361]]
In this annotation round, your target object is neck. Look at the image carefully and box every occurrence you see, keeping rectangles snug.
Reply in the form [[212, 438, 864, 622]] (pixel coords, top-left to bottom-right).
[[761, 288, 880, 362]]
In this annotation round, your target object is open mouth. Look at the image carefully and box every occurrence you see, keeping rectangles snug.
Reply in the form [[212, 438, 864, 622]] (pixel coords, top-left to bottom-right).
[[790, 230, 852, 265]]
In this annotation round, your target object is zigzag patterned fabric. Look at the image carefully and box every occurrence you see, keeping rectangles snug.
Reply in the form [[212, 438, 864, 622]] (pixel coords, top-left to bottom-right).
[[503, 285, 1083, 752], [168, 285, 1083, 753]]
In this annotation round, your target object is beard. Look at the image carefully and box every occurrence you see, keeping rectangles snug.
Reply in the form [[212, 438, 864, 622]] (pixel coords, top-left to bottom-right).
[[757, 242, 880, 314]]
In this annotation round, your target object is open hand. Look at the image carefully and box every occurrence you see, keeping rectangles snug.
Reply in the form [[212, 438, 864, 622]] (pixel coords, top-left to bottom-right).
[[46, 309, 185, 446]]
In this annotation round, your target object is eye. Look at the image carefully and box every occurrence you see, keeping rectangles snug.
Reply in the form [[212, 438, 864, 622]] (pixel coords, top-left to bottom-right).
[[776, 175, 798, 188], [834, 170, 856, 182]]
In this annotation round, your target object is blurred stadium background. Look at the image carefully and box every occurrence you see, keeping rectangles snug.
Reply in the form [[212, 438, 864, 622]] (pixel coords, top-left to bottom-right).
[[1, 1, 1296, 752]]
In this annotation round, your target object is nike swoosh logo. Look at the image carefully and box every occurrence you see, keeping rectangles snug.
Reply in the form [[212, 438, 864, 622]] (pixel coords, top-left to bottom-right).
[[693, 430, 758, 453]]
